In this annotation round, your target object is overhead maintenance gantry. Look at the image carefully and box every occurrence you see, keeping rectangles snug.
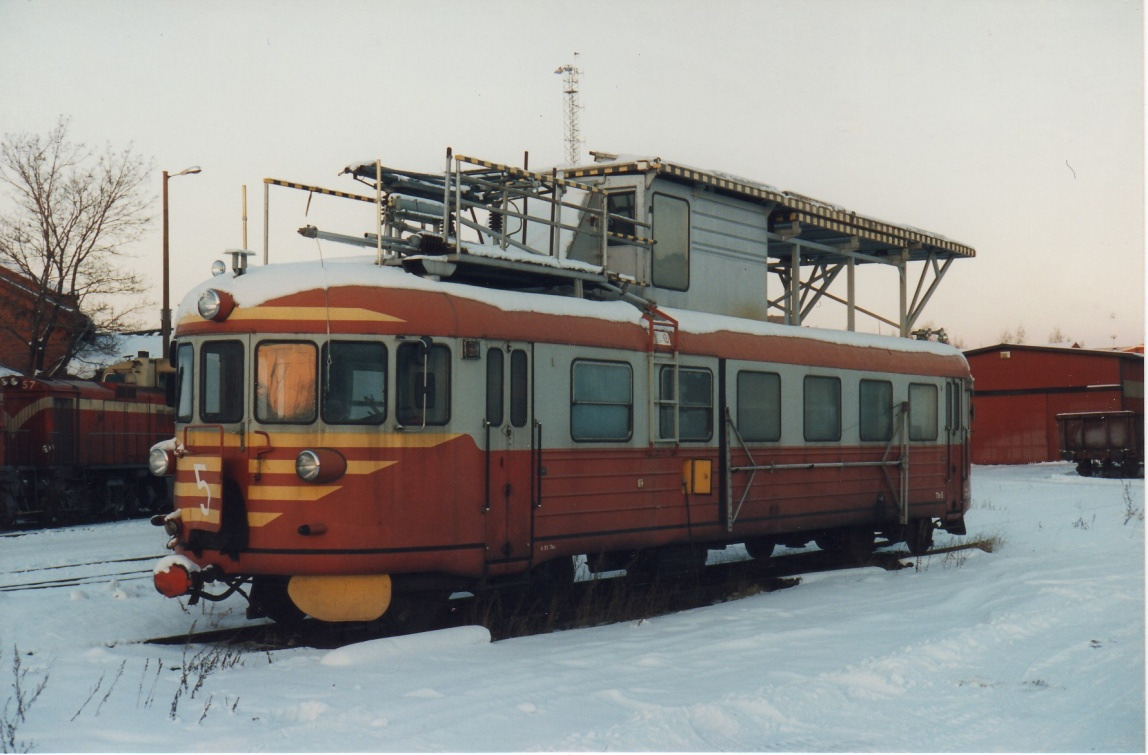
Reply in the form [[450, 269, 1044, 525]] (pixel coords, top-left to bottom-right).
[[259, 149, 974, 339]]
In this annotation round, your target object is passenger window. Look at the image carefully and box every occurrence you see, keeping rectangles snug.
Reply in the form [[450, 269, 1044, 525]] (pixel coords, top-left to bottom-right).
[[485, 348, 504, 427], [651, 193, 690, 290], [397, 341, 451, 426], [804, 375, 841, 442], [571, 360, 632, 441], [859, 379, 894, 442], [175, 343, 194, 423], [659, 366, 713, 441], [909, 383, 939, 441], [737, 370, 781, 442], [256, 342, 317, 424], [200, 341, 244, 423], [322, 341, 386, 424]]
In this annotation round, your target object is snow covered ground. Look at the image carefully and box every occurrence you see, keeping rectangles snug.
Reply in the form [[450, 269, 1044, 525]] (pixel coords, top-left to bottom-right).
[[0, 463, 1142, 752]]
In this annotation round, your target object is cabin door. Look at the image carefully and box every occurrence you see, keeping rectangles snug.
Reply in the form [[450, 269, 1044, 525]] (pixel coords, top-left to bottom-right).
[[483, 342, 534, 570], [944, 379, 968, 492]]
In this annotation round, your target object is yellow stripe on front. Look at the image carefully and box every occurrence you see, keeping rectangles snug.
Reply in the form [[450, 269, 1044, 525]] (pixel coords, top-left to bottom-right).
[[246, 485, 340, 502], [251, 459, 397, 475], [229, 307, 405, 323]]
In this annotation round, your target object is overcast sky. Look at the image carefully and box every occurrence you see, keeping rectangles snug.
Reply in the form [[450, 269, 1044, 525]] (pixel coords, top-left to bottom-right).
[[1, 0, 1143, 349]]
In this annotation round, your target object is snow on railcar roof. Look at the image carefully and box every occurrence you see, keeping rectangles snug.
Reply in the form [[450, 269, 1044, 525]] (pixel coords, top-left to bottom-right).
[[177, 256, 964, 360]]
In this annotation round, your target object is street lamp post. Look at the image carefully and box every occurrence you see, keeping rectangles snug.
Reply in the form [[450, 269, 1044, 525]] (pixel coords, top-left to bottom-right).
[[161, 166, 201, 356]]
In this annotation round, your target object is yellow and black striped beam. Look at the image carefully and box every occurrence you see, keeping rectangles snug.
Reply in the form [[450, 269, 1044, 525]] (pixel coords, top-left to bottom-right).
[[264, 178, 378, 204]]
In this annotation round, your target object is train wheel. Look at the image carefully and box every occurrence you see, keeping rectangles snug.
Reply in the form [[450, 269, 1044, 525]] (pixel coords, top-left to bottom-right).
[[904, 518, 935, 556], [744, 538, 775, 562]]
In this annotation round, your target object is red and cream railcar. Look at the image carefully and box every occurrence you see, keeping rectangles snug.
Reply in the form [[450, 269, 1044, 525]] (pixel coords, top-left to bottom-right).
[[151, 259, 971, 622]]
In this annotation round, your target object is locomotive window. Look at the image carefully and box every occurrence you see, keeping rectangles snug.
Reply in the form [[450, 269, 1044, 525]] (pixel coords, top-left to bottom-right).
[[651, 193, 690, 291], [397, 341, 451, 426], [175, 343, 194, 423], [571, 360, 632, 442], [909, 383, 939, 441], [737, 370, 781, 442], [256, 342, 317, 424], [485, 348, 504, 427], [510, 349, 528, 428], [803, 375, 841, 442], [859, 379, 894, 442], [607, 191, 636, 244], [200, 341, 244, 423], [322, 341, 387, 424], [659, 366, 712, 441]]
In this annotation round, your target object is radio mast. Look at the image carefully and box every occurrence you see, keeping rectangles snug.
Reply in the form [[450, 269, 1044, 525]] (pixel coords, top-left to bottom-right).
[[554, 56, 583, 165]]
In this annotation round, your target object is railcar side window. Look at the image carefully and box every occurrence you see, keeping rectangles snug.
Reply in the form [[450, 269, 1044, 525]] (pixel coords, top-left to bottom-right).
[[322, 341, 387, 424], [737, 370, 781, 442], [485, 348, 504, 426], [859, 379, 894, 441], [804, 375, 841, 442], [651, 193, 690, 290], [255, 342, 317, 424], [397, 341, 451, 426], [571, 360, 632, 441], [659, 366, 713, 441], [200, 341, 244, 423], [607, 191, 636, 243], [909, 383, 939, 441], [175, 343, 194, 423]]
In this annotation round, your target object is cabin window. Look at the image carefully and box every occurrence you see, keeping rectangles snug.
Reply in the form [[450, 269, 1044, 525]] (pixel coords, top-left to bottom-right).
[[485, 348, 504, 426], [737, 370, 781, 442], [510, 349, 529, 428], [804, 375, 841, 442], [607, 191, 636, 243], [571, 360, 632, 441], [397, 341, 451, 426], [175, 343, 194, 423], [859, 379, 894, 442], [651, 193, 690, 290], [256, 342, 317, 424], [322, 341, 386, 424], [909, 383, 939, 441], [200, 340, 244, 423], [659, 366, 713, 442]]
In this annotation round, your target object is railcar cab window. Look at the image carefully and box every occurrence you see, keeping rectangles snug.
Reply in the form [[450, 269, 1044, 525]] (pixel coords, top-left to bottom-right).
[[606, 191, 636, 243], [200, 341, 244, 423], [397, 340, 451, 426], [909, 383, 939, 441], [804, 375, 841, 442], [571, 359, 632, 441], [737, 370, 781, 442], [322, 341, 387, 424], [659, 366, 713, 441], [859, 379, 894, 441], [651, 193, 690, 290], [256, 342, 317, 424], [175, 343, 194, 423]]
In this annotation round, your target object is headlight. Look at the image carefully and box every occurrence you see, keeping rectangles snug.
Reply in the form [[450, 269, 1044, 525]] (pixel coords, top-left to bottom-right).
[[295, 449, 347, 484], [149, 447, 175, 477], [197, 288, 236, 321]]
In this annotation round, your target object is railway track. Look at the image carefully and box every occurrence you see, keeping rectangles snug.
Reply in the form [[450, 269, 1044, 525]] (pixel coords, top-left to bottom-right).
[[0, 555, 161, 593], [140, 538, 995, 649]]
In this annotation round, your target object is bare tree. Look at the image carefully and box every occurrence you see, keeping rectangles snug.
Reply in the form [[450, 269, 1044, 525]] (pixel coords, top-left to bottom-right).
[[0, 117, 153, 376]]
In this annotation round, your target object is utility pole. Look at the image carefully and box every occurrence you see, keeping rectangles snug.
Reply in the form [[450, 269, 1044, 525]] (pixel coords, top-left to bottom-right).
[[554, 55, 583, 165]]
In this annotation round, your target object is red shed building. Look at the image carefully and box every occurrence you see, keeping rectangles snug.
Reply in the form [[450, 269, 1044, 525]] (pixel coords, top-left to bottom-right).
[[965, 343, 1144, 464], [0, 264, 88, 376]]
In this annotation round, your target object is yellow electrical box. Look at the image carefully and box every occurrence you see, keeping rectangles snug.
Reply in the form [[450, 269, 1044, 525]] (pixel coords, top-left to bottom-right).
[[683, 459, 712, 495]]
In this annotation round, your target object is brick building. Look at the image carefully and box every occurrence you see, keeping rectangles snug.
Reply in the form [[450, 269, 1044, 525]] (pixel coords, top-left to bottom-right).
[[965, 343, 1144, 464], [0, 264, 90, 376]]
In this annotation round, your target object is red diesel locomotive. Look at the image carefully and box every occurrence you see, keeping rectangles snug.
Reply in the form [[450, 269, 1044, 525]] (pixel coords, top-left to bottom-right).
[[150, 153, 973, 624], [1, 354, 173, 526]]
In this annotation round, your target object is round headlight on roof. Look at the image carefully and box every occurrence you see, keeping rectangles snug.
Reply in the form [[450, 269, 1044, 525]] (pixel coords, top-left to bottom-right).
[[197, 288, 236, 321]]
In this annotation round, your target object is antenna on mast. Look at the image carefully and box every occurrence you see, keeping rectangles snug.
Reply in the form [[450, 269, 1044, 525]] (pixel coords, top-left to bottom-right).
[[554, 54, 583, 165]]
